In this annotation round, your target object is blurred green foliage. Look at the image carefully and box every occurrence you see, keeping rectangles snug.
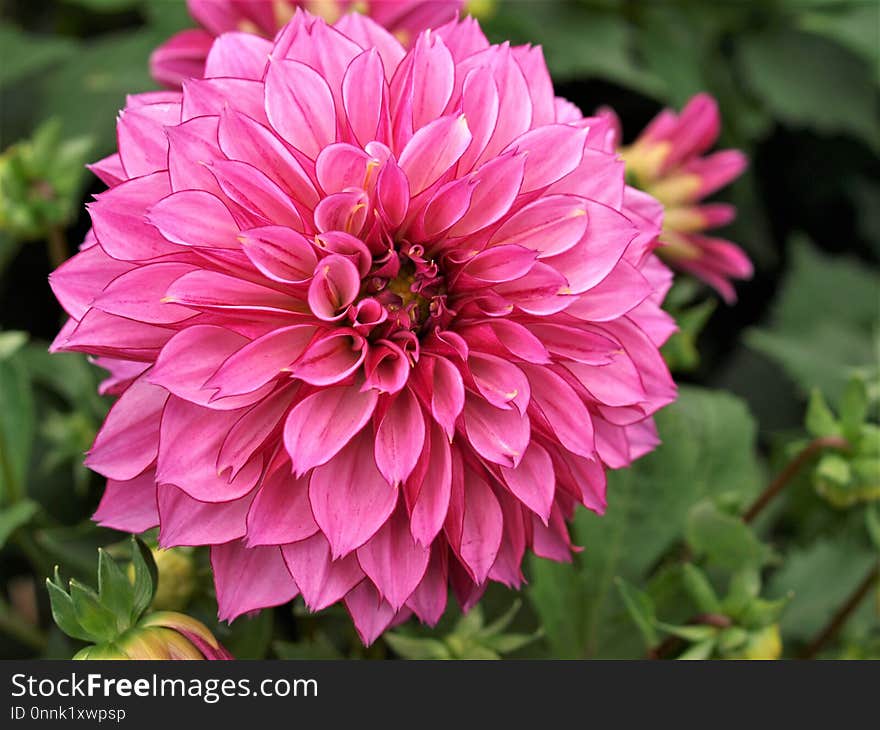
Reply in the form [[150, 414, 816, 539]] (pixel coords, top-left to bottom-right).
[[0, 0, 877, 659]]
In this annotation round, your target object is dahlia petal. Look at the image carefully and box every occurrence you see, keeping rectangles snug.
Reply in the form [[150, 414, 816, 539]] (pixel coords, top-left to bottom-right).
[[212, 542, 299, 622], [565, 260, 652, 321], [343, 580, 398, 646], [246, 470, 318, 546], [419, 177, 474, 238], [408, 421, 452, 546], [307, 254, 361, 321], [374, 388, 426, 486], [357, 502, 430, 610], [313, 189, 369, 235], [342, 48, 388, 146], [398, 114, 471, 195], [182, 78, 268, 124], [117, 102, 180, 178], [265, 58, 337, 158], [289, 329, 366, 386], [208, 159, 303, 230], [164, 270, 302, 314], [419, 355, 464, 440], [207, 324, 316, 398], [92, 471, 159, 533], [315, 143, 371, 195], [506, 124, 587, 193], [48, 244, 132, 320], [531, 506, 575, 562], [462, 396, 530, 468], [157, 484, 254, 547], [91, 263, 198, 325], [406, 544, 448, 625], [521, 364, 595, 458], [449, 152, 525, 236], [525, 324, 617, 365], [218, 108, 319, 209], [309, 430, 397, 558], [333, 13, 405, 80], [150, 325, 273, 409], [218, 390, 296, 478], [492, 262, 570, 315], [500, 441, 554, 523], [204, 32, 271, 80], [283, 385, 378, 476], [468, 351, 530, 413], [461, 245, 537, 284], [281, 533, 364, 611], [457, 66, 499, 173], [87, 153, 126, 187], [564, 352, 647, 407], [89, 173, 177, 260], [362, 340, 409, 393], [60, 310, 172, 360], [489, 194, 588, 258], [149, 29, 213, 88], [456, 466, 503, 584], [239, 226, 317, 284], [157, 398, 262, 502], [147, 190, 240, 248], [85, 378, 168, 481], [409, 32, 455, 131], [166, 116, 223, 194], [488, 489, 526, 587]]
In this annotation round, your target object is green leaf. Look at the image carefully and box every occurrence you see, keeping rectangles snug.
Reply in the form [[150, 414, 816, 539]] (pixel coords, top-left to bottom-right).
[[737, 27, 879, 150], [746, 237, 880, 403], [46, 569, 92, 643], [0, 23, 76, 90], [677, 639, 716, 660], [34, 30, 161, 159], [220, 610, 273, 659], [68, 580, 117, 643], [129, 537, 158, 624], [528, 386, 761, 658], [0, 499, 38, 549], [483, 1, 663, 95], [385, 632, 452, 660], [0, 346, 35, 503], [655, 622, 718, 643], [680, 563, 722, 614], [767, 537, 878, 642], [274, 634, 343, 660], [797, 4, 880, 78], [685, 500, 770, 572], [614, 578, 658, 648], [97, 549, 133, 632], [867, 504, 880, 551], [805, 389, 840, 438], [839, 376, 868, 442]]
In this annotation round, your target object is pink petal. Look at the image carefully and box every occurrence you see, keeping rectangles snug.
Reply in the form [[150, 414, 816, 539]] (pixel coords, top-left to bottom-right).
[[309, 430, 397, 558], [289, 329, 366, 386], [85, 378, 168, 481], [265, 58, 337, 158], [246, 469, 318, 546], [92, 471, 159, 533], [343, 580, 398, 647], [281, 533, 364, 611], [462, 395, 530, 468], [307, 254, 362, 321], [408, 421, 452, 547], [204, 32, 271, 80], [283, 385, 378, 476], [147, 190, 240, 249], [398, 114, 471, 195], [239, 226, 317, 284], [500, 442, 554, 523], [489, 194, 588, 258], [212, 542, 299, 622], [374, 388, 425, 486], [158, 484, 254, 547], [357, 502, 430, 610]]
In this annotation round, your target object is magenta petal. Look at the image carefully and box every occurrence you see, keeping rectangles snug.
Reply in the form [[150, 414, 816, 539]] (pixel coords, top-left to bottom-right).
[[398, 114, 472, 195], [284, 385, 378, 476], [409, 421, 452, 547], [93, 471, 159, 533], [357, 502, 430, 610], [281, 532, 364, 611], [212, 542, 299, 622], [240, 226, 318, 284], [343, 580, 398, 647], [246, 469, 318, 547], [500, 442, 554, 523], [265, 58, 337, 158], [147, 190, 240, 248], [462, 395, 530, 468], [309, 430, 397, 559], [457, 467, 503, 584], [158, 484, 254, 547], [374, 388, 425, 486], [85, 378, 168, 481]]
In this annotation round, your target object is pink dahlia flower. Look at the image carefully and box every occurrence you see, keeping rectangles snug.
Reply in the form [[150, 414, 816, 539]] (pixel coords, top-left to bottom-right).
[[151, 0, 463, 87], [51, 12, 676, 644], [604, 94, 752, 303]]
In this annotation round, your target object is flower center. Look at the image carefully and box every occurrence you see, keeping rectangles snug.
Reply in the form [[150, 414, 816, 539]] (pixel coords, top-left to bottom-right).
[[368, 244, 451, 336]]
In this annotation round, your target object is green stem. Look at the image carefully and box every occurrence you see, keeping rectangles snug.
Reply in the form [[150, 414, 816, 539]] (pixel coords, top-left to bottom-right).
[[0, 597, 46, 653], [743, 435, 850, 523]]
